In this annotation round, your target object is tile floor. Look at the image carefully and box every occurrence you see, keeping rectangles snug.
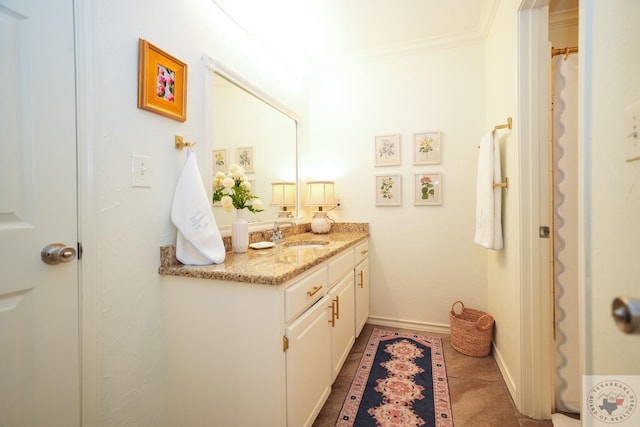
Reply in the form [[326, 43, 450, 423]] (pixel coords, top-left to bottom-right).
[[312, 324, 559, 427]]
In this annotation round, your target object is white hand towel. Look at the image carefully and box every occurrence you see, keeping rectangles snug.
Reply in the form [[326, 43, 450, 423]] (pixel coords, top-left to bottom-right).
[[171, 149, 226, 265], [474, 131, 503, 250]]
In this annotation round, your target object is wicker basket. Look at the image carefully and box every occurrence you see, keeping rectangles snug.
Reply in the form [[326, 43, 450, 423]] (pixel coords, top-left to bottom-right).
[[449, 301, 494, 357]]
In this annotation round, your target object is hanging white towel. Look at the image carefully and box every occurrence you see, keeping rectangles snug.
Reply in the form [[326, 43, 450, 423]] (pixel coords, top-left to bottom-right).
[[171, 149, 226, 265], [474, 131, 504, 250]]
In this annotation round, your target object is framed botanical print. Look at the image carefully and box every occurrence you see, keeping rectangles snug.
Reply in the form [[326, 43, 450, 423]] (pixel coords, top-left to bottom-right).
[[374, 134, 401, 166], [414, 173, 442, 205], [375, 174, 402, 206], [413, 131, 441, 165], [212, 149, 228, 174], [236, 146, 255, 173]]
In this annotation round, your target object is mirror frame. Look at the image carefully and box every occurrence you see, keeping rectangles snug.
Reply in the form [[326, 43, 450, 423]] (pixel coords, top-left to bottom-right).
[[202, 53, 300, 235]]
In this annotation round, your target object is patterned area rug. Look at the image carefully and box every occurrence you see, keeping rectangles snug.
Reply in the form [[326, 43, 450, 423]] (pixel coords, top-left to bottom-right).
[[336, 328, 453, 427]]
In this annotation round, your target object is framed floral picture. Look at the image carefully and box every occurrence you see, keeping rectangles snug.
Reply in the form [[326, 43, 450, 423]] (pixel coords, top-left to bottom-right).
[[137, 39, 187, 122], [375, 174, 402, 206], [374, 134, 401, 166], [414, 173, 442, 205], [236, 146, 255, 173], [212, 149, 228, 174], [413, 131, 441, 165]]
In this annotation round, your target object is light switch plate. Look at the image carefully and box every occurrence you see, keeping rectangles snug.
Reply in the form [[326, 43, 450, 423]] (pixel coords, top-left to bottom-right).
[[624, 101, 640, 162], [132, 154, 152, 188]]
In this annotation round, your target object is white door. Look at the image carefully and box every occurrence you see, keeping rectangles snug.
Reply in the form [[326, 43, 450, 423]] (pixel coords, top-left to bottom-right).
[[0, 0, 80, 425], [581, 0, 640, 425]]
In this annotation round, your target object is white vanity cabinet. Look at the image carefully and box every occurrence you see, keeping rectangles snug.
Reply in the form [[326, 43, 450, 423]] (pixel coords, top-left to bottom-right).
[[354, 240, 370, 337], [163, 244, 363, 427], [327, 250, 356, 381]]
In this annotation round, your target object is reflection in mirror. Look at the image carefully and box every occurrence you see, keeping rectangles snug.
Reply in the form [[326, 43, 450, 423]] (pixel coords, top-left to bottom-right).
[[211, 72, 297, 227], [270, 182, 297, 218]]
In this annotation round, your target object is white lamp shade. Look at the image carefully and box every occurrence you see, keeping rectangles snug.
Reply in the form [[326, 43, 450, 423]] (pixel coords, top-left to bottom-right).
[[305, 181, 336, 208], [270, 182, 296, 207]]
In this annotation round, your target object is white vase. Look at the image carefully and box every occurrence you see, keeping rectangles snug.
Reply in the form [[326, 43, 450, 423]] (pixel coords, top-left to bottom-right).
[[232, 209, 249, 253]]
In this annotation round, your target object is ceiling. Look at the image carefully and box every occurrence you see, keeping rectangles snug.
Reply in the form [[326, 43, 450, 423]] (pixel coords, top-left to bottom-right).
[[307, 0, 579, 64], [306, 0, 488, 62], [213, 0, 579, 71]]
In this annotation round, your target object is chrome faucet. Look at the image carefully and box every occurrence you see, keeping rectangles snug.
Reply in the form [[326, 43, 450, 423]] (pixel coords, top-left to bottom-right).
[[271, 220, 296, 243]]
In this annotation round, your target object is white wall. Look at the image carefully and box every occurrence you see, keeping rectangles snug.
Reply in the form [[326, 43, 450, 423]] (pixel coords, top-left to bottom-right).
[[483, 0, 522, 406], [88, 0, 306, 424], [306, 43, 488, 330]]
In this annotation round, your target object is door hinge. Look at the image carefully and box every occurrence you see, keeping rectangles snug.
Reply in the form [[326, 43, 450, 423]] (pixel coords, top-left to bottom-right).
[[539, 226, 550, 239], [283, 336, 289, 352]]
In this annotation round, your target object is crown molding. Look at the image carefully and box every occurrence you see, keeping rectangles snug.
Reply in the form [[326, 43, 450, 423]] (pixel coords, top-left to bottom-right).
[[311, 30, 484, 68], [478, 0, 501, 38]]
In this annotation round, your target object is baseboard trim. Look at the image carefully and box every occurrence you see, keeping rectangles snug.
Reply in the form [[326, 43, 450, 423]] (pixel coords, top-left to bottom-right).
[[491, 341, 517, 402], [367, 316, 450, 335]]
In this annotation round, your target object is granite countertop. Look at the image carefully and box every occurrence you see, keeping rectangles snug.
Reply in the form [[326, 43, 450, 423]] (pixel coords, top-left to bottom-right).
[[159, 223, 369, 286]]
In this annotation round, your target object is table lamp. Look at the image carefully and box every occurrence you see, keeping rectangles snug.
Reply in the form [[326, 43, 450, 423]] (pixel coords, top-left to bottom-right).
[[305, 181, 336, 233]]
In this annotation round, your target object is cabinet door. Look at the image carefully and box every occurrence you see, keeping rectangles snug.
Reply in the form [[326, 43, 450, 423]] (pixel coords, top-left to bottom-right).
[[355, 258, 370, 338], [285, 295, 332, 427], [328, 273, 356, 382]]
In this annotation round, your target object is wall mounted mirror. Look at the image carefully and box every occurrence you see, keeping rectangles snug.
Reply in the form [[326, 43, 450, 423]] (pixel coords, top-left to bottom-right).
[[209, 63, 298, 229]]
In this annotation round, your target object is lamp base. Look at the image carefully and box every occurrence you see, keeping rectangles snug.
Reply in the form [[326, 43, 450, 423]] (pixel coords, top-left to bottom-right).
[[310, 211, 332, 234], [277, 210, 293, 219]]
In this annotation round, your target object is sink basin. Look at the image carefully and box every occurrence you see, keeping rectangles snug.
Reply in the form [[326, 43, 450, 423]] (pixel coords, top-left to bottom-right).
[[284, 240, 330, 249]]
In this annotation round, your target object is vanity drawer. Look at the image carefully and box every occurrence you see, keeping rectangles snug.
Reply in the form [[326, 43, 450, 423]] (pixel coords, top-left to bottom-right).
[[354, 240, 369, 265], [328, 249, 354, 289], [285, 266, 328, 323]]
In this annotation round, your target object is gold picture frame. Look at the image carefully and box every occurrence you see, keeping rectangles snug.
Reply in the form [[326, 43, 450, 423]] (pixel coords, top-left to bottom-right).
[[137, 39, 187, 122]]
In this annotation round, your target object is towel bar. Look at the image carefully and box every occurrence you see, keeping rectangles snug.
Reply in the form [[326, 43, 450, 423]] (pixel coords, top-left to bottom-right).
[[493, 177, 509, 189], [477, 117, 513, 147], [494, 117, 512, 131]]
